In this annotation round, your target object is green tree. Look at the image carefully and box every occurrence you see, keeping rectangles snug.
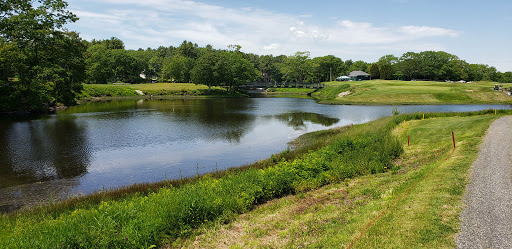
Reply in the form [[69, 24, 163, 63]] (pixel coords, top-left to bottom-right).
[[91, 37, 124, 49], [0, 0, 85, 111], [379, 63, 393, 80], [377, 55, 399, 77], [177, 40, 199, 59], [85, 44, 144, 84], [348, 60, 369, 72], [163, 55, 195, 82], [369, 63, 380, 79], [284, 51, 312, 83], [85, 44, 113, 84], [218, 48, 259, 92], [377, 55, 399, 66], [441, 59, 469, 81], [258, 55, 282, 83], [398, 52, 421, 80], [190, 50, 217, 93], [498, 72, 512, 83], [418, 51, 458, 80], [113, 49, 145, 83], [312, 55, 344, 82]]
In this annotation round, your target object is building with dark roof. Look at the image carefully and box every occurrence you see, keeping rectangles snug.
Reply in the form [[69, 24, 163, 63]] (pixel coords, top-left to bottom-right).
[[348, 71, 371, 81]]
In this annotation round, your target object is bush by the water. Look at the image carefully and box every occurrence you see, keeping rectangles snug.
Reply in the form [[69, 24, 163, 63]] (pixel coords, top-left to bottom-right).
[[1, 118, 403, 248]]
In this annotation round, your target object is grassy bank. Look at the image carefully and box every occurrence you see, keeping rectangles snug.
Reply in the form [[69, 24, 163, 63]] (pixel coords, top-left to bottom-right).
[[0, 110, 404, 248], [80, 80, 512, 105], [173, 112, 501, 248], [265, 88, 317, 95], [314, 80, 512, 105], [0, 110, 505, 248], [80, 83, 238, 99]]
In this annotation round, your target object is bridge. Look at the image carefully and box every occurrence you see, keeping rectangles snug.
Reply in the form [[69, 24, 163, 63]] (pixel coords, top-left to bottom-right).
[[239, 82, 325, 90]]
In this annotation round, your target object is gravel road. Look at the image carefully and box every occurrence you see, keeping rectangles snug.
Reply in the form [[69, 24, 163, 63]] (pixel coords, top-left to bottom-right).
[[457, 116, 512, 248]]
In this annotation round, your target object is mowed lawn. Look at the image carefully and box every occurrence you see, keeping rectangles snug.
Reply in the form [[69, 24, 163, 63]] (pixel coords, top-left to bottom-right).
[[324, 80, 512, 104], [81, 83, 228, 98], [87, 83, 213, 92]]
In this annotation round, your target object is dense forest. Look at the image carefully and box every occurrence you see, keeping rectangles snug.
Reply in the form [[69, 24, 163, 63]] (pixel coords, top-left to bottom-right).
[[83, 39, 512, 85], [1, 0, 511, 112]]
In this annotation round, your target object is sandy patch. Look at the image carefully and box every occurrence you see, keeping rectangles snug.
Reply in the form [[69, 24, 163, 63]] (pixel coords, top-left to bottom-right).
[[338, 91, 352, 98]]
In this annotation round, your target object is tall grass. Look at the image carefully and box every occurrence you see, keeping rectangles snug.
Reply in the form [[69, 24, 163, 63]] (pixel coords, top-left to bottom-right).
[[0, 115, 403, 248], [1, 109, 506, 248]]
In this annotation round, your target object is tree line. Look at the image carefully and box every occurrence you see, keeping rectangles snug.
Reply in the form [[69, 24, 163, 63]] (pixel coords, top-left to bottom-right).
[[1, 0, 511, 112], [83, 40, 512, 84]]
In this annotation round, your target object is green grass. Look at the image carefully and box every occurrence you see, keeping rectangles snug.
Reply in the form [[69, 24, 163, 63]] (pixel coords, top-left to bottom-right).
[[266, 88, 317, 95], [80, 80, 512, 105], [311, 83, 351, 100], [0, 109, 506, 248], [171, 111, 502, 248], [316, 80, 512, 105], [0, 110, 403, 248], [80, 83, 232, 99]]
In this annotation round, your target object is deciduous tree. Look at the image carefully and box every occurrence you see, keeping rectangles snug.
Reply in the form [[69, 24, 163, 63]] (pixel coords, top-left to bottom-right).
[[369, 63, 380, 79], [0, 0, 85, 111]]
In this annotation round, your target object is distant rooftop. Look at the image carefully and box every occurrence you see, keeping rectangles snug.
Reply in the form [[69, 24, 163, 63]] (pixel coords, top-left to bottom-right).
[[348, 71, 370, 77]]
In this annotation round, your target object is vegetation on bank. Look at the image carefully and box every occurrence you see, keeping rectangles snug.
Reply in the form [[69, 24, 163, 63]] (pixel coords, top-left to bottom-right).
[[1, 111, 403, 248], [0, 109, 506, 248], [79, 83, 243, 99], [261, 80, 512, 105], [265, 87, 316, 95], [173, 112, 500, 248], [311, 80, 512, 104]]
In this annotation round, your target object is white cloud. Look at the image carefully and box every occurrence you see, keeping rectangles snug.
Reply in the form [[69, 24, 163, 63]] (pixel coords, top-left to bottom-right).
[[399, 26, 461, 38], [264, 43, 281, 51], [68, 0, 462, 60]]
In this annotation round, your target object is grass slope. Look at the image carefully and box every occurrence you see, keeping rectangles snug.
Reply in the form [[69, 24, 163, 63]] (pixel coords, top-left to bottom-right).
[[315, 80, 512, 105], [0, 110, 504, 248], [172, 113, 499, 248], [81, 80, 512, 105], [80, 83, 231, 99]]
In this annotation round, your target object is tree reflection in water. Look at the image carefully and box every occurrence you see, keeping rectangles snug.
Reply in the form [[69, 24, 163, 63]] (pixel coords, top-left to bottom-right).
[[0, 117, 90, 212], [274, 112, 339, 130]]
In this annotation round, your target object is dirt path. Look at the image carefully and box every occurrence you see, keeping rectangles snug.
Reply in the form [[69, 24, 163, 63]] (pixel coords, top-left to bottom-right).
[[457, 116, 512, 248]]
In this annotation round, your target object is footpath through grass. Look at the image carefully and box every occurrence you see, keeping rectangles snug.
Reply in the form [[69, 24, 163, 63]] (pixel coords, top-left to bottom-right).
[[172, 112, 502, 248], [0, 110, 505, 248]]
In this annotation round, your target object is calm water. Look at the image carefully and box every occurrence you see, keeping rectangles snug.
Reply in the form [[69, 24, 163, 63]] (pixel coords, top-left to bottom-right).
[[1, 97, 511, 212]]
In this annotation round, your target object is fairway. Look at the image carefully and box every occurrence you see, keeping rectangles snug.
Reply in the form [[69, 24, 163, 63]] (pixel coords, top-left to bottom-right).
[[321, 80, 512, 105]]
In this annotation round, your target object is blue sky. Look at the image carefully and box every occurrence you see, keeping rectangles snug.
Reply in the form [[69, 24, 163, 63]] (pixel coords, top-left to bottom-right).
[[66, 0, 511, 72]]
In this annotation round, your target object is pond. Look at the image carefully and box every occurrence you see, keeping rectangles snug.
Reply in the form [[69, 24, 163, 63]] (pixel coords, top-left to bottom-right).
[[1, 97, 510, 212]]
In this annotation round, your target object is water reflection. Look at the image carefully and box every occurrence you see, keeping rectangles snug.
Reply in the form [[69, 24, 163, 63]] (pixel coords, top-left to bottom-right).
[[0, 117, 90, 189], [274, 112, 340, 130], [62, 99, 256, 143], [2, 98, 512, 212]]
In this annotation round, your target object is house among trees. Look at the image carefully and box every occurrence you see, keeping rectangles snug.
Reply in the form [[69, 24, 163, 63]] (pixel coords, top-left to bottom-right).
[[348, 71, 372, 81]]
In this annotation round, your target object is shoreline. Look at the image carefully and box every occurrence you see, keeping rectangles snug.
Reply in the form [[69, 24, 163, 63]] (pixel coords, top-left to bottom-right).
[[1, 110, 505, 248]]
